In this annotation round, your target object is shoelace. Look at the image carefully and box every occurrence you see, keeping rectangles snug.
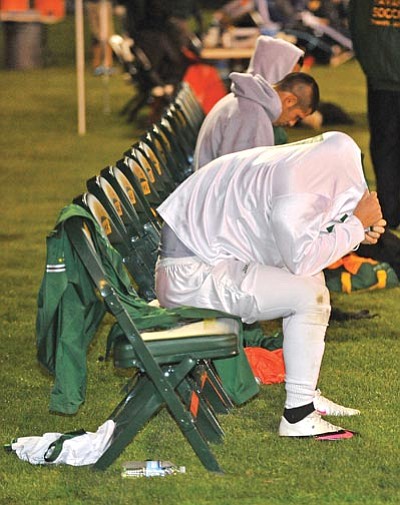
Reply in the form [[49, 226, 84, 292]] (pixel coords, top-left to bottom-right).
[[314, 389, 360, 416]]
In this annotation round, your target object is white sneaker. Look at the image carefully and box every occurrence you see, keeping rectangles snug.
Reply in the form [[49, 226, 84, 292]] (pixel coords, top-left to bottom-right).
[[279, 411, 355, 440], [314, 390, 360, 416]]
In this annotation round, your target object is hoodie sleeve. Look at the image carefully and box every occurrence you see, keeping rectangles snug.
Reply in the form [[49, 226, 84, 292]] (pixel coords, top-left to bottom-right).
[[270, 192, 365, 276], [218, 101, 276, 155]]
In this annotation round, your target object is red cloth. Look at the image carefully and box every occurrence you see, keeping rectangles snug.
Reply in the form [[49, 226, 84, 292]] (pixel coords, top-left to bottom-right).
[[183, 63, 227, 114], [244, 347, 285, 385]]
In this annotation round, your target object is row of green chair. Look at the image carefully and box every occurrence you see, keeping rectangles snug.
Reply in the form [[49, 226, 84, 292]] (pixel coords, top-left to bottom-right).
[[39, 83, 243, 473], [76, 82, 206, 301]]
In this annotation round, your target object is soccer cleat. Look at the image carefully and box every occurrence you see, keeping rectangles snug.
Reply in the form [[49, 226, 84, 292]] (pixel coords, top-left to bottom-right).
[[313, 389, 360, 416], [279, 411, 356, 439]]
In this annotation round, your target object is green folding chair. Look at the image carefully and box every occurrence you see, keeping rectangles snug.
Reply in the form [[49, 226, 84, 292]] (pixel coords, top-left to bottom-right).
[[158, 114, 194, 177], [100, 164, 161, 232], [115, 156, 164, 213], [164, 103, 197, 151], [86, 174, 159, 251], [73, 192, 157, 301], [145, 124, 189, 184], [125, 144, 175, 199], [175, 82, 205, 129], [136, 138, 179, 191], [63, 215, 240, 473]]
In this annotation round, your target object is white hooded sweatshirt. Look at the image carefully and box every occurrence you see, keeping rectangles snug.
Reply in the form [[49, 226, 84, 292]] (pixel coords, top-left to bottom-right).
[[158, 132, 367, 277], [193, 36, 305, 170]]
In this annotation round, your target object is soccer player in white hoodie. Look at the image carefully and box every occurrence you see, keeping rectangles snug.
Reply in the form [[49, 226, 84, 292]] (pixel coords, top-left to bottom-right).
[[156, 131, 385, 439]]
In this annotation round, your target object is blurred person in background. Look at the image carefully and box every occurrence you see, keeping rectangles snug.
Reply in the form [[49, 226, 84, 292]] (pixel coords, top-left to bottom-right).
[[86, 0, 115, 75], [118, 0, 202, 85], [349, 0, 400, 229]]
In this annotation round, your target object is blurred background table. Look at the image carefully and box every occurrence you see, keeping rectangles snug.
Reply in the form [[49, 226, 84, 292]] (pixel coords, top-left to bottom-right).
[[200, 47, 255, 60]]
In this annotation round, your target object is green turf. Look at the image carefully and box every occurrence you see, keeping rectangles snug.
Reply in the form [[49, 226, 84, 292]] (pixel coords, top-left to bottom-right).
[[1, 16, 399, 505]]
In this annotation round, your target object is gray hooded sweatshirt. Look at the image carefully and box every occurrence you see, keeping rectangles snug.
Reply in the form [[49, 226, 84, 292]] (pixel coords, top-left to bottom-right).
[[194, 36, 304, 170]]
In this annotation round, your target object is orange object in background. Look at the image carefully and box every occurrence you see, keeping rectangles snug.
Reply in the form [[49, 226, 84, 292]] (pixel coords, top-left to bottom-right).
[[0, 0, 66, 70], [183, 63, 228, 114], [0, 0, 65, 21], [0, 0, 30, 11], [35, 0, 65, 19]]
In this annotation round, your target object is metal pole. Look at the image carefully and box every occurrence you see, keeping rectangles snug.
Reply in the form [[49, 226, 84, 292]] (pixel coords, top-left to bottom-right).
[[75, 0, 86, 135], [100, 0, 111, 115]]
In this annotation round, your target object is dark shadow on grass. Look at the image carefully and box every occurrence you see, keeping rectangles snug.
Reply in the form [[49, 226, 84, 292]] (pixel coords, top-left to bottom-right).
[[0, 233, 25, 242], [348, 112, 368, 126]]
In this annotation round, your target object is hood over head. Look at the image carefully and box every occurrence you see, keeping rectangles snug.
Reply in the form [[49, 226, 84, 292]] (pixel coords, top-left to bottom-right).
[[247, 35, 304, 84]]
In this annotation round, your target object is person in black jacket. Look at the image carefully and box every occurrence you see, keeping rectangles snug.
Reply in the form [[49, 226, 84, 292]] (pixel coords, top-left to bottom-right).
[[118, 0, 202, 85], [349, 0, 400, 229]]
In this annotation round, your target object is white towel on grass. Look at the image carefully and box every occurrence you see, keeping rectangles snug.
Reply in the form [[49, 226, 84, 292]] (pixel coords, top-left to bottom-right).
[[10, 420, 115, 466]]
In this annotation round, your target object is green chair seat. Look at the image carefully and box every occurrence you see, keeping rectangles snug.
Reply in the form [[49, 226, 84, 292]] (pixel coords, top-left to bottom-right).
[[114, 318, 239, 368]]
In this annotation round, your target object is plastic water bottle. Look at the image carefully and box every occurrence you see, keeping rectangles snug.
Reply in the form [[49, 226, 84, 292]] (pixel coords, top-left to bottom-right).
[[121, 460, 186, 478]]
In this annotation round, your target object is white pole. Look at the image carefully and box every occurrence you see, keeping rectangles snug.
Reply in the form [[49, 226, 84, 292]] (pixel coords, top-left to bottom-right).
[[100, 0, 111, 114], [75, 0, 86, 135]]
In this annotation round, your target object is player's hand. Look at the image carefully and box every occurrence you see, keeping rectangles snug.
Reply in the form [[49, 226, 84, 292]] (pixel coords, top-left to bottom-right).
[[361, 218, 387, 245], [354, 190, 383, 229]]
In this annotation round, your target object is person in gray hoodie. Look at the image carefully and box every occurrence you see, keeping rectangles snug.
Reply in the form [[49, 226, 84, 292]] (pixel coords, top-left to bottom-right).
[[193, 36, 319, 170]]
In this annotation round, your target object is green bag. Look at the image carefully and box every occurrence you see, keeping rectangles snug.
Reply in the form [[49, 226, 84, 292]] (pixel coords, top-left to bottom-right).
[[324, 253, 399, 293]]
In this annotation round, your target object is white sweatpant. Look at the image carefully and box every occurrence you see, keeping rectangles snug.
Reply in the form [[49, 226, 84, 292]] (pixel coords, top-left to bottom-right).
[[155, 257, 331, 409]]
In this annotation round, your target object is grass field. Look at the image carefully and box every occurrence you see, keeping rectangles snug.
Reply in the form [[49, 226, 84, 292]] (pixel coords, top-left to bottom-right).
[[0, 15, 399, 505]]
